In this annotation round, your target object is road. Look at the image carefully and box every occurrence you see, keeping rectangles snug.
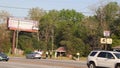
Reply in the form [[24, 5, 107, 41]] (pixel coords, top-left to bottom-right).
[[0, 57, 87, 68]]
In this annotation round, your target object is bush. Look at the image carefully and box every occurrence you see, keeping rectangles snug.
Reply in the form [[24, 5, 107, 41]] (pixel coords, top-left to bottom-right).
[[24, 49, 32, 54]]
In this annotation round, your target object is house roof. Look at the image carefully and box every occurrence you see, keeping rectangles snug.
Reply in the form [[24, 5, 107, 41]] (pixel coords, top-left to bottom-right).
[[56, 47, 66, 52], [113, 45, 120, 49]]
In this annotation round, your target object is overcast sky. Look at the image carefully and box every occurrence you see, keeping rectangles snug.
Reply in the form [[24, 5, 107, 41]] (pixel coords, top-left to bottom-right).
[[0, 0, 119, 17]]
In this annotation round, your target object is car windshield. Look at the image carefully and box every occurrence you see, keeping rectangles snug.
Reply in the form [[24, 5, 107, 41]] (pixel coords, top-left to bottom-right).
[[30, 52, 39, 54], [0, 53, 7, 57], [114, 53, 120, 59]]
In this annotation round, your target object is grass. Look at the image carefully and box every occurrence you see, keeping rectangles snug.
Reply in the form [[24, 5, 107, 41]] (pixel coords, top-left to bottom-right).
[[51, 56, 87, 61], [8, 54, 87, 61]]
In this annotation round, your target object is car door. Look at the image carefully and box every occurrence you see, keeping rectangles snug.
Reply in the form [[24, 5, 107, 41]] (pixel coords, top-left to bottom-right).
[[105, 52, 116, 68], [96, 52, 108, 67]]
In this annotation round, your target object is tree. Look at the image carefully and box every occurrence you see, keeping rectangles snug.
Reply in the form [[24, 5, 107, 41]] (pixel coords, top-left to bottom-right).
[[96, 2, 119, 30], [40, 10, 59, 51], [28, 7, 45, 21], [0, 10, 11, 53], [82, 16, 100, 50], [55, 9, 85, 55], [19, 7, 46, 52], [40, 9, 86, 55], [94, 2, 119, 49]]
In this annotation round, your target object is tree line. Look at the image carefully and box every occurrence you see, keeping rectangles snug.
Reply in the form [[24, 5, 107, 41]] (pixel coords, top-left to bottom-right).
[[0, 2, 120, 56]]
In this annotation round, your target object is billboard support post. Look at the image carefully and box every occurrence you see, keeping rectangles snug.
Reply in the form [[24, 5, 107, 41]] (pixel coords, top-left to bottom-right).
[[12, 31, 16, 54], [15, 20, 20, 55]]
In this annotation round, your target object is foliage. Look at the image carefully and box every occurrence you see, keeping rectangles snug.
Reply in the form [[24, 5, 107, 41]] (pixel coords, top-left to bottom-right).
[[0, 2, 120, 57], [95, 2, 120, 49], [19, 33, 33, 50], [28, 7, 45, 21], [0, 11, 11, 53]]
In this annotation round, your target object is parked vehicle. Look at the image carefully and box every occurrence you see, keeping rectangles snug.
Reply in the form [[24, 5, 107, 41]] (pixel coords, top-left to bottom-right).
[[0, 52, 9, 61], [26, 52, 41, 59], [87, 50, 120, 68]]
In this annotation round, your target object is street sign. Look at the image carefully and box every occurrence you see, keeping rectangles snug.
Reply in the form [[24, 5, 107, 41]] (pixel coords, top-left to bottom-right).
[[106, 38, 112, 44], [100, 38, 112, 44], [100, 38, 106, 44], [104, 30, 110, 37]]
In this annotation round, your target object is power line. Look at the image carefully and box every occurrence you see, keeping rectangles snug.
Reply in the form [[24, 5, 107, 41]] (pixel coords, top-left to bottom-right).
[[0, 5, 30, 10], [0, 5, 95, 17], [0, 5, 93, 13]]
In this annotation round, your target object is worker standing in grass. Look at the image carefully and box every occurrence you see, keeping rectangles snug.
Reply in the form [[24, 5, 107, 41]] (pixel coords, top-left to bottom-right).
[[55, 51, 57, 58], [46, 51, 49, 59], [50, 51, 52, 59]]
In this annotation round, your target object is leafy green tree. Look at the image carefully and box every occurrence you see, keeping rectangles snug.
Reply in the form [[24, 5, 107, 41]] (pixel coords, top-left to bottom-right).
[[110, 18, 120, 47], [40, 10, 59, 50], [94, 2, 120, 49], [82, 16, 100, 50], [54, 9, 85, 55], [18, 32, 34, 52], [23, 7, 46, 52], [23, 1, 120, 56]]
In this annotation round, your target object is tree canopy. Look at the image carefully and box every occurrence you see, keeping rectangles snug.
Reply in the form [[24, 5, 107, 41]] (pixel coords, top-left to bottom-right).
[[0, 1, 120, 57]]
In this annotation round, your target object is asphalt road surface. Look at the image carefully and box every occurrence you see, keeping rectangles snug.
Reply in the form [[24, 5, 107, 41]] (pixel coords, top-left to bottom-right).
[[0, 57, 87, 68]]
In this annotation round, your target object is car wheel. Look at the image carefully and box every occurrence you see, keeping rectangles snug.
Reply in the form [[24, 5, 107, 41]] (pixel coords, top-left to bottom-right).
[[38, 57, 41, 59], [32, 56, 35, 59], [116, 64, 120, 68], [89, 63, 96, 68], [26, 56, 29, 59], [5, 59, 8, 61]]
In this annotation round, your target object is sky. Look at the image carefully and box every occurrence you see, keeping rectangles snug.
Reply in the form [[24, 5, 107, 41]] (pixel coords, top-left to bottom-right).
[[0, 0, 119, 17]]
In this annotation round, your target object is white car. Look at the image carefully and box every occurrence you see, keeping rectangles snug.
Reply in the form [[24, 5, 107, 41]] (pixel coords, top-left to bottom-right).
[[87, 50, 120, 68], [26, 52, 41, 59]]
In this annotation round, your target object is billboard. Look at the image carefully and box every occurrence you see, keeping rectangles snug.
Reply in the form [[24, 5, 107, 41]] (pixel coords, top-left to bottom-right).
[[7, 17, 39, 32]]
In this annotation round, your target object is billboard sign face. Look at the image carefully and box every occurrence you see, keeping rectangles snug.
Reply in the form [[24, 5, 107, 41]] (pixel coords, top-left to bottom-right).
[[7, 17, 39, 32]]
